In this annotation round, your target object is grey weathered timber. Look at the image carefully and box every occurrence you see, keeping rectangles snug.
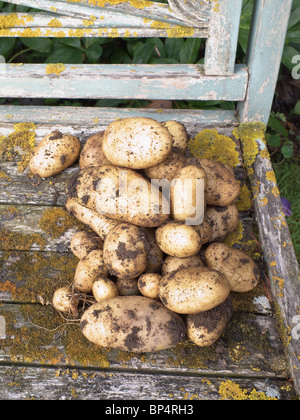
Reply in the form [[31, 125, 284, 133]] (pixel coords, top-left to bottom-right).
[[237, 0, 294, 124], [205, 0, 243, 76], [0, 12, 208, 39], [0, 365, 296, 400], [235, 125, 300, 396], [0, 64, 248, 101]]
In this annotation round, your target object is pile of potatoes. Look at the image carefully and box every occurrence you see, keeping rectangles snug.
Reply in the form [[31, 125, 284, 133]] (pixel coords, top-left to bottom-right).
[[30, 117, 260, 353]]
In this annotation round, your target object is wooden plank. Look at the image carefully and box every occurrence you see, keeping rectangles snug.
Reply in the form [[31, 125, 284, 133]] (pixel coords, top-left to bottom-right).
[[0, 64, 248, 101], [0, 106, 239, 127], [234, 123, 300, 396], [2, 0, 206, 26], [0, 12, 208, 38], [0, 303, 290, 380], [237, 0, 293, 125], [205, 0, 243, 76], [0, 365, 296, 400]]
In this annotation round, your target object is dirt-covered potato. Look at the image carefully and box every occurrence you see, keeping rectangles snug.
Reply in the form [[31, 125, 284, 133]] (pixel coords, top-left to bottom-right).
[[80, 296, 187, 352], [52, 286, 79, 318], [116, 278, 140, 296], [205, 243, 260, 292], [29, 130, 81, 177], [162, 121, 189, 154], [206, 204, 239, 242], [138, 273, 162, 299], [92, 277, 119, 302], [158, 266, 230, 314], [186, 297, 233, 347], [197, 159, 240, 206], [143, 228, 164, 273], [194, 217, 212, 245], [156, 222, 202, 258], [70, 231, 103, 260], [143, 148, 186, 183], [65, 198, 119, 241], [170, 164, 206, 224], [103, 223, 149, 280], [74, 249, 108, 293], [79, 131, 111, 169], [67, 166, 169, 228], [161, 255, 203, 276], [102, 117, 173, 169]]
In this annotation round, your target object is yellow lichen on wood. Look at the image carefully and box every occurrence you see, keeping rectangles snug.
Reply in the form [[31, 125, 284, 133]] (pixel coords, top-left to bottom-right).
[[0, 13, 25, 29], [45, 63, 66, 76], [218, 380, 277, 400], [189, 129, 240, 168], [233, 123, 266, 176], [38, 207, 85, 239], [0, 122, 36, 173], [48, 19, 63, 28], [236, 184, 253, 212]]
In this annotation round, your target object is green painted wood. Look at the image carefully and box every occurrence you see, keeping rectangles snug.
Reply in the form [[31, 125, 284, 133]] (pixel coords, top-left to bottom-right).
[[0, 63, 248, 101], [0, 106, 239, 126], [205, 0, 243, 76], [237, 0, 293, 124]]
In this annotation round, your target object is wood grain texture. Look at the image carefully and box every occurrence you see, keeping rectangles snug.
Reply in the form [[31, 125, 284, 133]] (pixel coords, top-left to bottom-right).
[[205, 0, 243, 76], [237, 0, 293, 124], [0, 365, 296, 400], [0, 64, 248, 101]]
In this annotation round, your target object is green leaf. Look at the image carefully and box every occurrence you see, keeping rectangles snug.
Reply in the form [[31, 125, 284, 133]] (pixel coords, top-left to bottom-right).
[[21, 38, 53, 54], [267, 113, 289, 138], [165, 38, 185, 61], [86, 44, 103, 64], [110, 49, 131, 64], [132, 42, 155, 64], [281, 143, 294, 159], [179, 39, 202, 64], [294, 100, 300, 115], [0, 38, 16, 56], [267, 134, 282, 148], [57, 38, 82, 50], [282, 45, 300, 71], [145, 38, 166, 59], [288, 6, 300, 29], [45, 47, 83, 64]]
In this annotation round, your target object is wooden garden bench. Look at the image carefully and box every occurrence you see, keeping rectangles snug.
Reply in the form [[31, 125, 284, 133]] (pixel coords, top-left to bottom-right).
[[0, 0, 299, 400]]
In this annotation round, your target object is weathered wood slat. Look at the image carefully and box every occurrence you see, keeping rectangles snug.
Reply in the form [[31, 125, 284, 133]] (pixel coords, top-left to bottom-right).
[[235, 124, 300, 396], [0, 12, 208, 38], [0, 303, 289, 380], [0, 364, 295, 400], [0, 106, 239, 127], [3, 0, 209, 26], [205, 0, 243, 76], [237, 0, 294, 125], [0, 64, 248, 101]]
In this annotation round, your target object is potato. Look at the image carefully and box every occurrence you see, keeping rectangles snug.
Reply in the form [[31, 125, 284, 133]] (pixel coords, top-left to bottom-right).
[[206, 204, 239, 242], [29, 130, 81, 177], [70, 231, 103, 260], [79, 131, 111, 169], [116, 278, 140, 296], [170, 164, 206, 224], [194, 217, 212, 245], [144, 148, 186, 183], [92, 277, 119, 302], [161, 255, 203, 276], [138, 273, 162, 299], [103, 223, 148, 280], [156, 222, 202, 258], [143, 228, 164, 273], [52, 286, 79, 318], [66, 165, 169, 228], [158, 266, 230, 314], [102, 117, 173, 169], [205, 243, 260, 292], [80, 296, 187, 352], [186, 297, 233, 347], [162, 121, 189, 154], [65, 198, 119, 241], [74, 249, 108, 293], [197, 159, 240, 206]]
